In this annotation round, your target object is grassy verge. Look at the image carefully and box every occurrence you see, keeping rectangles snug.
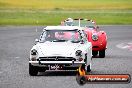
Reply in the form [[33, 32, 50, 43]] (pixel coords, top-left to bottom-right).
[[0, 9, 132, 25], [0, 0, 132, 25]]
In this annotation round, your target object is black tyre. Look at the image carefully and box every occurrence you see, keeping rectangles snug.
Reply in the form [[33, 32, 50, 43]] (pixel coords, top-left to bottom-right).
[[86, 64, 91, 72], [38, 67, 46, 72], [92, 51, 98, 57], [29, 63, 38, 76], [76, 76, 87, 85], [99, 50, 105, 58]]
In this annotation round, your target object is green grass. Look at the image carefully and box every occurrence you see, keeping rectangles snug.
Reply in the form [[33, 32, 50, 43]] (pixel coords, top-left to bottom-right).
[[0, 10, 132, 25], [0, 0, 132, 25]]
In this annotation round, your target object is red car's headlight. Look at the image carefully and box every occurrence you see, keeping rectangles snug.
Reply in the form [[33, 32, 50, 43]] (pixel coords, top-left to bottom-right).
[[92, 34, 98, 41]]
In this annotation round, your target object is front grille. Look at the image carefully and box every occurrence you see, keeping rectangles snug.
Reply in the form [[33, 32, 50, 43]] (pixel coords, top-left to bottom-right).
[[38, 56, 76, 61], [92, 46, 99, 48]]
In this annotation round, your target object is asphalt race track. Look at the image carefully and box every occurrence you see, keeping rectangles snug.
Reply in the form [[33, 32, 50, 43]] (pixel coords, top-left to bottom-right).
[[0, 25, 132, 88]]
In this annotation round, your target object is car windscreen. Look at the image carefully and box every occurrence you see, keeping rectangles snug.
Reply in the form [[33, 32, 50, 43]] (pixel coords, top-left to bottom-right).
[[39, 30, 81, 43], [64, 20, 95, 29]]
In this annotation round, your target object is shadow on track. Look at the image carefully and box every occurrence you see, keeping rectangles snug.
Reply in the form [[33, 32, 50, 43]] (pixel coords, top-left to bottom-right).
[[38, 70, 77, 76]]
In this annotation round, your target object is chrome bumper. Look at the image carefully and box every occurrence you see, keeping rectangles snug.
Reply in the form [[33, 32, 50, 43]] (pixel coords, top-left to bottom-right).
[[29, 61, 85, 66]]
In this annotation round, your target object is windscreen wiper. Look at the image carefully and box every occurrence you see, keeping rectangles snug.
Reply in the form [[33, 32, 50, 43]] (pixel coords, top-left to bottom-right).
[[71, 40, 80, 43], [52, 39, 67, 42]]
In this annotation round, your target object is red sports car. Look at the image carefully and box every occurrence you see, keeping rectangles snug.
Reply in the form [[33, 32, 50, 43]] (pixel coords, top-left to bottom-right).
[[61, 18, 107, 58]]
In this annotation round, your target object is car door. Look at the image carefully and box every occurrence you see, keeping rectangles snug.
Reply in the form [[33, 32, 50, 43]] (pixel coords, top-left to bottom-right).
[[81, 30, 92, 64]]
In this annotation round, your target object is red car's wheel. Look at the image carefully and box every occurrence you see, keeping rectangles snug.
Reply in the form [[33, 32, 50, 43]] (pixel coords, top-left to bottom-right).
[[92, 51, 98, 57], [99, 50, 105, 58]]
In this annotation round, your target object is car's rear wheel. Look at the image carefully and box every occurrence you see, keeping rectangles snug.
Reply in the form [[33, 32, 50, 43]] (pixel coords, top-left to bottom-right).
[[85, 54, 91, 73], [99, 50, 105, 58], [92, 51, 98, 57], [86, 63, 91, 72], [29, 63, 38, 76]]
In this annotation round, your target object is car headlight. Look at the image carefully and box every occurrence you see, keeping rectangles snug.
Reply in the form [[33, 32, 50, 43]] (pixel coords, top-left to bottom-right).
[[92, 34, 98, 41], [75, 50, 82, 56], [31, 49, 37, 55], [30, 49, 38, 61]]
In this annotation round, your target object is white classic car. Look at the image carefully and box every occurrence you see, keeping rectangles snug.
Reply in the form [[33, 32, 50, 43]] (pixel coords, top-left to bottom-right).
[[29, 26, 92, 76]]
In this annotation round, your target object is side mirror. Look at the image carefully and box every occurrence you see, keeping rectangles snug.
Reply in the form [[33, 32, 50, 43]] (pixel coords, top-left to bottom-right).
[[80, 40, 84, 44], [35, 39, 39, 43]]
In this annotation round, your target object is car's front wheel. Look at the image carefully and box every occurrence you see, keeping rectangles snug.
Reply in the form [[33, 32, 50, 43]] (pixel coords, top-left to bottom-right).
[[29, 63, 38, 76], [99, 50, 105, 58], [92, 51, 98, 57]]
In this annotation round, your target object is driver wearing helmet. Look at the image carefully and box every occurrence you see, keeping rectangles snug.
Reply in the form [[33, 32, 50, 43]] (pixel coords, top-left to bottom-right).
[[65, 18, 74, 26]]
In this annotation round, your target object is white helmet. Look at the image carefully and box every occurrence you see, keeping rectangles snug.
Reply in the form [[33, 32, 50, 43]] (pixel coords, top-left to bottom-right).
[[65, 18, 73, 26], [67, 18, 73, 22]]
